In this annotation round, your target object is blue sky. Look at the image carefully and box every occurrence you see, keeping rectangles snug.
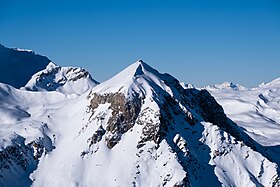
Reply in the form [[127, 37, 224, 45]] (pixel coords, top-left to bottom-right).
[[0, 0, 279, 87]]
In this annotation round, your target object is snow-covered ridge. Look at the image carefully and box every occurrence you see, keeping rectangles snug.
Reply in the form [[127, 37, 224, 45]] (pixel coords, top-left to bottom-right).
[[13, 48, 34, 53], [24, 62, 99, 95], [259, 77, 280, 88]]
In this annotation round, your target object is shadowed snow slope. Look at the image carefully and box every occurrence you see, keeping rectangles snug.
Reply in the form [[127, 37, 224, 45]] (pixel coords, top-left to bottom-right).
[[0, 44, 50, 88], [0, 60, 279, 187]]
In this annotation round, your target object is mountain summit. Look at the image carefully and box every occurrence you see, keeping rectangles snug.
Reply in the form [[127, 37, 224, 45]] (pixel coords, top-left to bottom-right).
[[24, 62, 99, 95], [0, 57, 279, 186]]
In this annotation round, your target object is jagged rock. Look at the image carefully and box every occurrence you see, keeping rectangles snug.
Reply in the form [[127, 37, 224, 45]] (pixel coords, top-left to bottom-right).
[[87, 125, 106, 147], [90, 92, 141, 148], [0, 145, 30, 171]]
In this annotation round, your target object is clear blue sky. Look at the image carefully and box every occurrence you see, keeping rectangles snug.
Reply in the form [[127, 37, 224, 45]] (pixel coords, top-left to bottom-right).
[[0, 0, 279, 87]]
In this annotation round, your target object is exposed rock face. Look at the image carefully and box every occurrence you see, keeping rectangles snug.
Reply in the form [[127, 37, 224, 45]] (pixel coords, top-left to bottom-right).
[[87, 126, 106, 147], [0, 131, 54, 186], [0, 137, 38, 186], [0, 145, 32, 172], [90, 92, 141, 148]]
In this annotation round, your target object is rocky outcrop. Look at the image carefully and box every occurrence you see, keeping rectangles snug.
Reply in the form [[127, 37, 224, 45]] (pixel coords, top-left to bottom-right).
[[0, 137, 38, 186], [0, 145, 32, 172], [90, 92, 141, 148], [0, 132, 54, 186], [87, 125, 106, 147]]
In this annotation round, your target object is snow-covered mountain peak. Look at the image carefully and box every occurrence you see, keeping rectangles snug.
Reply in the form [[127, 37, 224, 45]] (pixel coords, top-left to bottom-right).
[[45, 61, 57, 70], [114, 60, 160, 80], [91, 60, 167, 96], [24, 62, 99, 95]]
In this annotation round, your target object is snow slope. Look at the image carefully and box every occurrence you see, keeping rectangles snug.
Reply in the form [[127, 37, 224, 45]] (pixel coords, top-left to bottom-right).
[[0, 59, 279, 187], [0, 44, 50, 88]]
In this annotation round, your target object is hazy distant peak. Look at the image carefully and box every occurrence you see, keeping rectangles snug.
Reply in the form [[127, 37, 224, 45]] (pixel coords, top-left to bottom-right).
[[206, 81, 247, 91]]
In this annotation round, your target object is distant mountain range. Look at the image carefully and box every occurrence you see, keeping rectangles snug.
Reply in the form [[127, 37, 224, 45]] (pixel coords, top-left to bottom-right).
[[0, 44, 279, 187]]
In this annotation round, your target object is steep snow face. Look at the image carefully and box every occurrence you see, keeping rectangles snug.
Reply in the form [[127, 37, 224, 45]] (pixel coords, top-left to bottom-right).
[[0, 60, 279, 187], [0, 44, 50, 88], [24, 62, 99, 95]]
